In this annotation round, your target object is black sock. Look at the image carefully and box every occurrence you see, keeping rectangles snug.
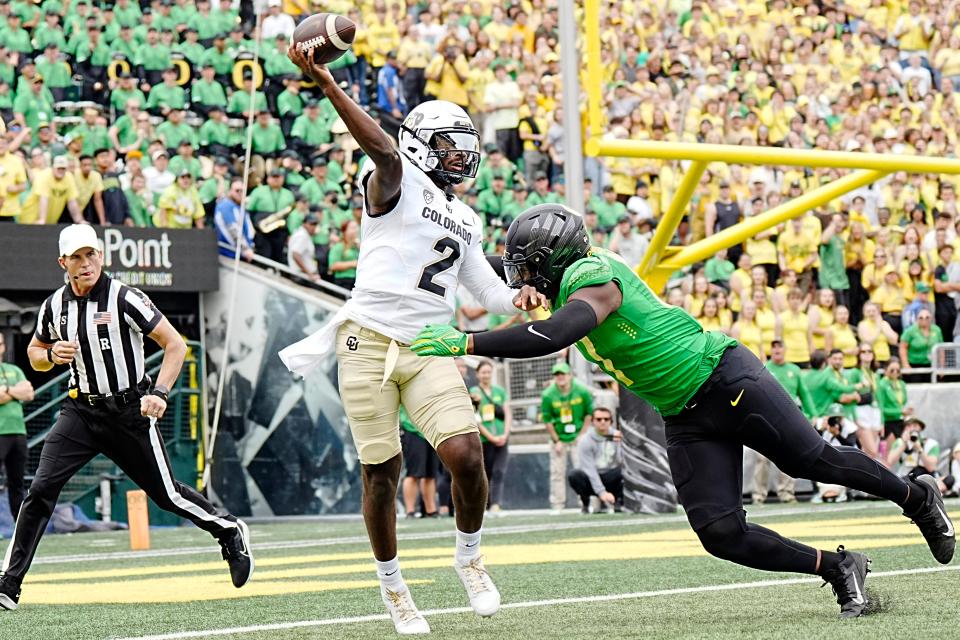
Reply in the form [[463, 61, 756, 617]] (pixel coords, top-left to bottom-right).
[[696, 512, 820, 575], [806, 445, 926, 513], [816, 549, 843, 576]]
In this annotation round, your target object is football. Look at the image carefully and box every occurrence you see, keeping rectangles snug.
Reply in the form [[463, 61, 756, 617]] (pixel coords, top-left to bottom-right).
[[292, 13, 356, 65]]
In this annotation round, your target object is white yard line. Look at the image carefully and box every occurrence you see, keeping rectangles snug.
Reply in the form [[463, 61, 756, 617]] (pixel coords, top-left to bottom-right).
[[113, 564, 960, 640], [36, 502, 895, 565]]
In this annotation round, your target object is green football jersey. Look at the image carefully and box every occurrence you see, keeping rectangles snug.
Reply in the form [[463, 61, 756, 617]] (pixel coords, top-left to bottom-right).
[[555, 247, 736, 416]]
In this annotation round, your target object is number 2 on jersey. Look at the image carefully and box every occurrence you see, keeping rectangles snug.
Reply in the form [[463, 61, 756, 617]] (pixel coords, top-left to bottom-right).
[[418, 237, 461, 296]]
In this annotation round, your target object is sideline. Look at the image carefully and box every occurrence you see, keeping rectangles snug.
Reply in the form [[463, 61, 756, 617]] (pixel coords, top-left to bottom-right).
[[114, 564, 960, 640]]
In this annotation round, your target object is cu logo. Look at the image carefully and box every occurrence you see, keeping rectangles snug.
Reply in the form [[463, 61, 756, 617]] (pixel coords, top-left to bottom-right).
[[345, 336, 359, 351]]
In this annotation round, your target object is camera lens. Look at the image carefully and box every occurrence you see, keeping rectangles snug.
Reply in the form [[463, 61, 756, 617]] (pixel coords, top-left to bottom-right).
[[910, 434, 919, 442]]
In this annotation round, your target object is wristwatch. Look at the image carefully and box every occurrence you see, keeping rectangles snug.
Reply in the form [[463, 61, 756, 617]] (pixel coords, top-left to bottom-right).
[[150, 384, 170, 403], [46, 347, 55, 363]]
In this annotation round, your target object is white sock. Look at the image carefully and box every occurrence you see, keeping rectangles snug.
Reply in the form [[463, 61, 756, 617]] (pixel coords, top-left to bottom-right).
[[455, 529, 481, 564], [376, 556, 404, 591]]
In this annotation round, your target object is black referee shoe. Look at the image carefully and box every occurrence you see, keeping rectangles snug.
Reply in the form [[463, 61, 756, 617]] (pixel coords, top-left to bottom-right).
[[220, 519, 255, 588], [0, 575, 21, 611], [820, 546, 871, 619], [904, 474, 955, 565]]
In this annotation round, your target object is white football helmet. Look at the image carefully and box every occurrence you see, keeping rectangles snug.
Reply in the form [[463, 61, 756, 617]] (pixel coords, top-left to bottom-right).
[[398, 100, 480, 185]]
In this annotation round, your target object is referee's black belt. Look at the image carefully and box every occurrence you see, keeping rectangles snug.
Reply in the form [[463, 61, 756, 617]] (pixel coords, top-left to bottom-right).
[[69, 381, 147, 408]]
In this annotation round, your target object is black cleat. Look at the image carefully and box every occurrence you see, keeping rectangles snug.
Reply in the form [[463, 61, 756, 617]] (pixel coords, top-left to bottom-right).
[[905, 474, 955, 564], [821, 546, 871, 619], [0, 575, 21, 611], [220, 519, 255, 588]]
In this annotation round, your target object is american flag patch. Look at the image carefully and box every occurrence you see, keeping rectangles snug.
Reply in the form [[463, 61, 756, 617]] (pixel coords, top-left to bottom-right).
[[93, 312, 113, 325]]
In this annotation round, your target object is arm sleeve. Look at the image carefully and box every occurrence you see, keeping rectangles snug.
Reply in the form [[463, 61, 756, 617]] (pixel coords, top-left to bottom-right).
[[458, 240, 519, 315], [577, 436, 606, 496], [472, 300, 599, 358], [582, 386, 594, 415]]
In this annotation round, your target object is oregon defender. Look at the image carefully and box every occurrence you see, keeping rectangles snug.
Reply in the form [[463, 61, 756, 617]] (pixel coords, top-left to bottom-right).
[[411, 204, 955, 619]]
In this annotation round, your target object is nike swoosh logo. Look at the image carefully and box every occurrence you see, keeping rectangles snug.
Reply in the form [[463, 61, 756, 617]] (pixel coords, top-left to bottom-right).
[[938, 505, 955, 537], [730, 389, 744, 407], [528, 326, 551, 340], [384, 569, 398, 576], [464, 541, 479, 548]]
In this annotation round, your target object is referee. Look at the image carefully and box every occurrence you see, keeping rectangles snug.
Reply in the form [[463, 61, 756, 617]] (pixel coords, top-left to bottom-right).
[[0, 225, 253, 611]]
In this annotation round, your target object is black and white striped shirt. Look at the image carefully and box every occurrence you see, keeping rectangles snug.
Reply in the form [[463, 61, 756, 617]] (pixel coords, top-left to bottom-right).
[[35, 274, 162, 395]]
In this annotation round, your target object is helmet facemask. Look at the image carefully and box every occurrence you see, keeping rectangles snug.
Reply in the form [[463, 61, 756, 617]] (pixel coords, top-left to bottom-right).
[[503, 247, 556, 298], [424, 129, 480, 185]]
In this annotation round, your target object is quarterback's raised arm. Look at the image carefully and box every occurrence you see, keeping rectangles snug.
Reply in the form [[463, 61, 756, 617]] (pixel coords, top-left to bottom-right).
[[288, 46, 401, 213]]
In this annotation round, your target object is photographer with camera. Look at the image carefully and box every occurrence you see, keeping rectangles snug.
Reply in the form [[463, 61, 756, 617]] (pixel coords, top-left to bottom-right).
[[886, 417, 940, 479], [567, 407, 623, 514], [813, 413, 859, 503]]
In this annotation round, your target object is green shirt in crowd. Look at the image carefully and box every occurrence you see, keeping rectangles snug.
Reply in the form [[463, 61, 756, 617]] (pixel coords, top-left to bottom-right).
[[900, 324, 943, 366], [110, 87, 147, 112], [804, 366, 857, 419], [541, 379, 594, 443], [277, 90, 304, 118], [190, 79, 228, 109], [200, 48, 234, 75], [13, 89, 56, 139], [199, 119, 233, 147], [250, 123, 285, 155], [470, 384, 508, 442], [247, 184, 295, 214], [111, 114, 139, 148], [227, 90, 268, 116], [474, 160, 515, 192], [476, 188, 510, 222], [592, 199, 627, 228], [135, 43, 171, 71], [175, 41, 206, 66], [0, 363, 27, 436], [125, 188, 152, 227], [71, 123, 112, 156], [33, 29, 68, 53], [2, 27, 32, 53], [765, 360, 816, 418], [35, 57, 73, 89], [818, 234, 849, 290], [328, 242, 359, 281], [875, 376, 907, 422], [113, 2, 143, 28], [264, 48, 299, 77], [156, 120, 197, 150], [188, 13, 222, 40], [553, 247, 736, 416], [168, 156, 202, 179], [526, 190, 564, 208], [705, 256, 735, 284], [290, 113, 332, 145], [146, 84, 187, 112]]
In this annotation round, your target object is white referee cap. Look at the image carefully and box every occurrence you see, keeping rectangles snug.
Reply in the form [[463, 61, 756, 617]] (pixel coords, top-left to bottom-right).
[[59, 224, 100, 257]]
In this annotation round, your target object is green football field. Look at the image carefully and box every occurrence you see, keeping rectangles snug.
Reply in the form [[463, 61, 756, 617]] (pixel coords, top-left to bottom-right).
[[2, 500, 959, 640]]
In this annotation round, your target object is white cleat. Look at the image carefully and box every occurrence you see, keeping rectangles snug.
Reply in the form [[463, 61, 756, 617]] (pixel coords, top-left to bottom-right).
[[454, 556, 500, 617], [382, 587, 431, 635]]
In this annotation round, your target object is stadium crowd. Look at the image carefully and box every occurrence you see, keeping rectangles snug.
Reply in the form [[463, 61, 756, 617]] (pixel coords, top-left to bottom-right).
[[1, 0, 959, 489]]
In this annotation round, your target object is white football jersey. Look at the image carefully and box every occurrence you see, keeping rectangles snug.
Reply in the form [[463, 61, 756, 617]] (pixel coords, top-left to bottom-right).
[[343, 154, 516, 343]]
